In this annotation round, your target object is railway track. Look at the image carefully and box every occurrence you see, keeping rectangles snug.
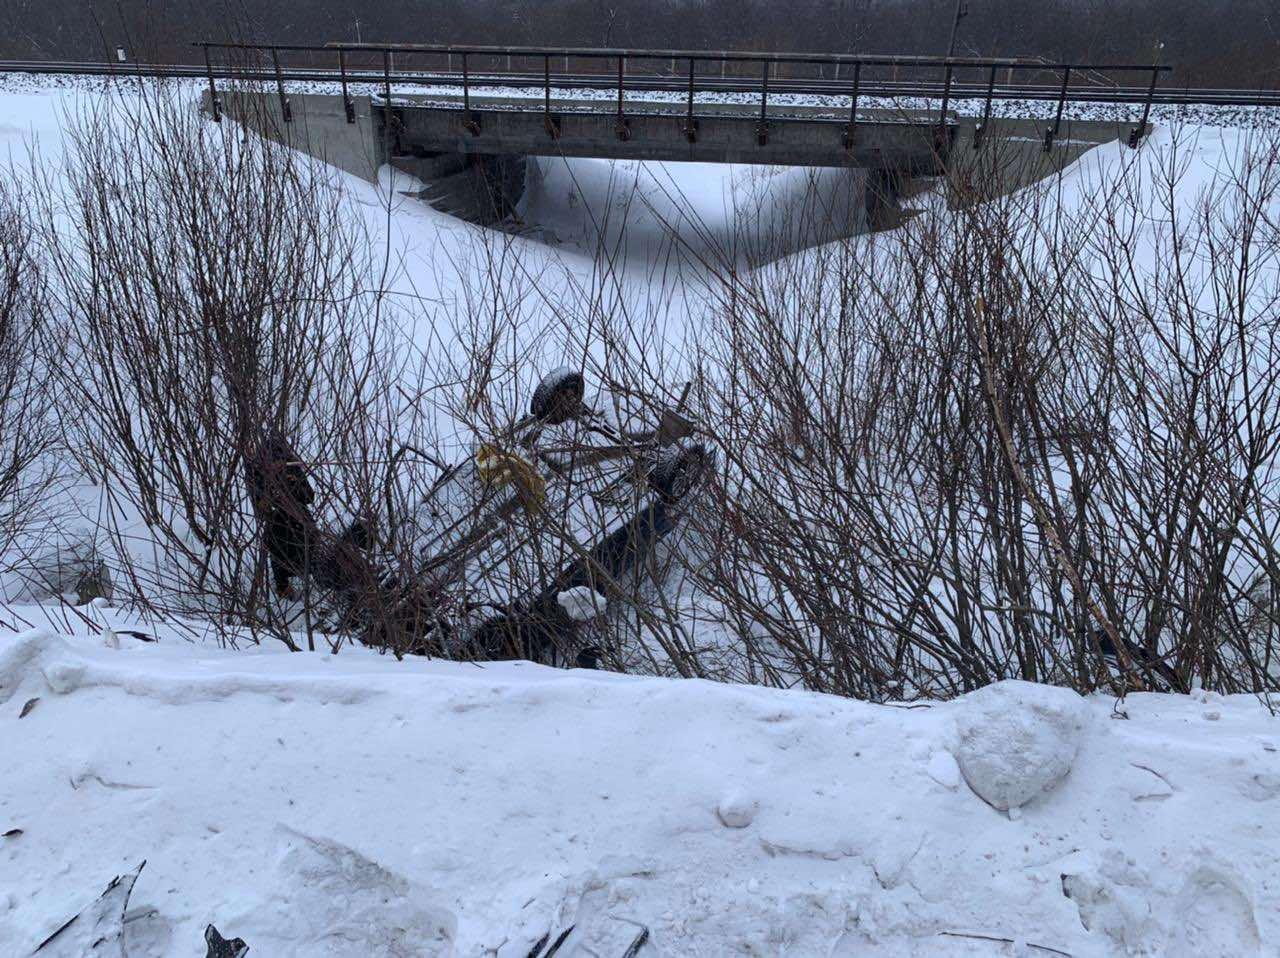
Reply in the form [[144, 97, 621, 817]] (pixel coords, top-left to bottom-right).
[[3, 58, 1279, 109]]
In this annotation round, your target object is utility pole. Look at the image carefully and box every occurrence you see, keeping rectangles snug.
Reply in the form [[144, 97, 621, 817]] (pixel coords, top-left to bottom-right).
[[354, 18, 362, 44], [946, 0, 969, 58]]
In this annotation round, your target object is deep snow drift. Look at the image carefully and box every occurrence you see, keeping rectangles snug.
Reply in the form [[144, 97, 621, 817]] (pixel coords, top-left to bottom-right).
[[2, 622, 1278, 956]]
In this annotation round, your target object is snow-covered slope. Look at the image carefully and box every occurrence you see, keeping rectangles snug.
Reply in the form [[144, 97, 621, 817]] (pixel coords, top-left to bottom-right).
[[2, 622, 1277, 955], [3, 76, 1280, 957]]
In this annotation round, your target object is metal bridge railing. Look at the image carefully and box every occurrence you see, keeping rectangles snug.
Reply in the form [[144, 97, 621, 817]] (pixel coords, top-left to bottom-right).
[[197, 41, 1173, 151]]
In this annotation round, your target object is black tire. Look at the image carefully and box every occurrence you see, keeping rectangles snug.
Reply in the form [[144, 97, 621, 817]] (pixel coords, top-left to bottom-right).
[[531, 368, 586, 424], [648, 443, 712, 504]]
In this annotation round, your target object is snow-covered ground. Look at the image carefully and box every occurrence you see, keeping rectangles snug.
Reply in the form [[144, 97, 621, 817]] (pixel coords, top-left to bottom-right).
[[2, 75, 1280, 956], [2, 620, 1278, 956]]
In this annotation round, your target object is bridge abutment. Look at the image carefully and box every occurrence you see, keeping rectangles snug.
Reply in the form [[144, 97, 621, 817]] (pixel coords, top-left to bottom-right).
[[391, 152, 527, 225], [944, 115, 1136, 206]]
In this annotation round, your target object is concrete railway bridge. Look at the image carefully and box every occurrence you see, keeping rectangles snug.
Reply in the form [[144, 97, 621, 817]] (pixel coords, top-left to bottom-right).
[[189, 42, 1189, 228]]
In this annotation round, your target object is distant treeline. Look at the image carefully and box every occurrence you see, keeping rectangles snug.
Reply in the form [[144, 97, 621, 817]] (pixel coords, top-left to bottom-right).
[[2, 0, 1277, 89]]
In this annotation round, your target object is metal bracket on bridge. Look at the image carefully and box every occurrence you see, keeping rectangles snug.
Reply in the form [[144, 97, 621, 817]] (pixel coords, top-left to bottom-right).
[[202, 45, 221, 122], [972, 64, 997, 150], [684, 57, 698, 143], [615, 56, 631, 141], [757, 61, 770, 147], [460, 52, 481, 136], [338, 49, 355, 123], [1127, 65, 1161, 147], [1042, 66, 1071, 152], [842, 63, 861, 151], [542, 56, 560, 139], [271, 48, 292, 123], [935, 63, 954, 161]]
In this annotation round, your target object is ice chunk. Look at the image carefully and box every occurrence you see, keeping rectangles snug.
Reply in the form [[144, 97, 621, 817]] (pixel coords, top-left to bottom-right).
[[263, 829, 456, 956], [952, 680, 1088, 811]]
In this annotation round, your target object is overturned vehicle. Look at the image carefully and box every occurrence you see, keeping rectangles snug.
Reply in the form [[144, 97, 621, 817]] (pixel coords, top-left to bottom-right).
[[246, 369, 712, 668]]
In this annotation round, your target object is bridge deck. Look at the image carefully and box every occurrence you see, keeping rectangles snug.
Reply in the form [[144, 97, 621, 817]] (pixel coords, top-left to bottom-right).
[[383, 96, 954, 171]]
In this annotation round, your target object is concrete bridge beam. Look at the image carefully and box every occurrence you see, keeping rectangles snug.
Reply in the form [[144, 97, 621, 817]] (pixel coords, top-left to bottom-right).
[[381, 97, 954, 174]]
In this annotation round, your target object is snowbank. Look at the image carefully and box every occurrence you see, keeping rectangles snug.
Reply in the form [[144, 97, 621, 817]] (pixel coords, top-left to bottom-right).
[[1, 623, 1277, 955]]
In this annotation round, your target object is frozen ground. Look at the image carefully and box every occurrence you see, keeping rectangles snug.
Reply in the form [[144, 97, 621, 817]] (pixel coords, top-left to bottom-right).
[[2, 620, 1278, 956]]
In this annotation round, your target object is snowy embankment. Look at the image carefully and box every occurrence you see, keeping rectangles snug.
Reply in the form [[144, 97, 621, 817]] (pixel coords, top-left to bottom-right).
[[2, 621, 1277, 956]]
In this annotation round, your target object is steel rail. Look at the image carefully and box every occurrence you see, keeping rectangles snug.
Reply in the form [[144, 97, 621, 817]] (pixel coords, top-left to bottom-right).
[[235, 40, 1174, 73]]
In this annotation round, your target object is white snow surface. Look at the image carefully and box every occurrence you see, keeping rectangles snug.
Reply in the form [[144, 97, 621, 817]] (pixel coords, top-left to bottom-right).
[[2, 622, 1278, 956], [558, 586, 604, 623]]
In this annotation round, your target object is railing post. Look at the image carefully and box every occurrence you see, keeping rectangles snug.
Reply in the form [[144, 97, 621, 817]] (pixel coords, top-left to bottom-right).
[[339, 49, 355, 123], [938, 62, 953, 126], [462, 51, 480, 135], [1043, 65, 1070, 152], [271, 47, 292, 123], [1128, 65, 1160, 147], [974, 63, 997, 149], [202, 44, 221, 122], [684, 57, 698, 143], [842, 62, 861, 150], [381, 48, 398, 155], [461, 51, 469, 113], [616, 55, 630, 140], [937, 61, 954, 154], [757, 59, 770, 146], [543, 53, 559, 138]]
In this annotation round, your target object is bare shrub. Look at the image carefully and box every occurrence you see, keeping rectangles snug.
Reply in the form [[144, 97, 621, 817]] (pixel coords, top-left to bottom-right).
[[0, 181, 69, 601], [32, 81, 408, 644], [22, 73, 1279, 704], [673, 125, 1280, 700]]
